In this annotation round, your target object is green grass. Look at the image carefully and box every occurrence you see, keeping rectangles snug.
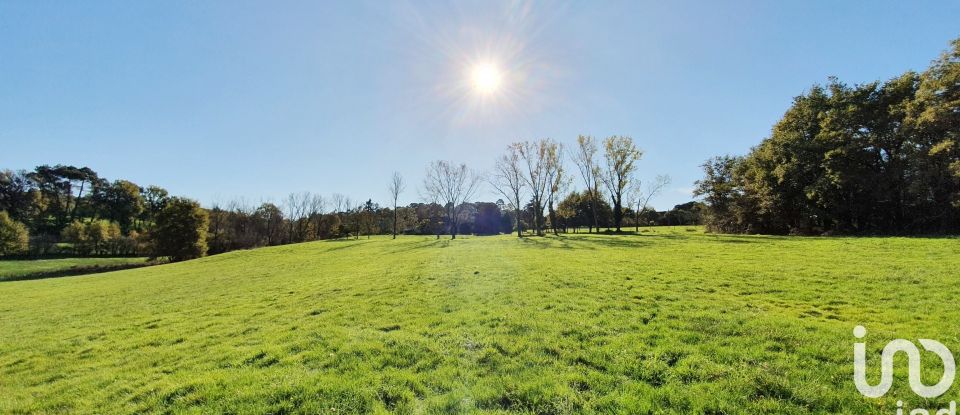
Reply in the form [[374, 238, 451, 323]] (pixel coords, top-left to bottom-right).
[[0, 257, 151, 281], [1, 227, 958, 414]]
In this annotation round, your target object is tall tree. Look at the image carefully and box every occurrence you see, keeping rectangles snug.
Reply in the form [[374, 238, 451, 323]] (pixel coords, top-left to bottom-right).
[[285, 192, 312, 243], [58, 166, 99, 222], [0, 169, 36, 223], [255, 202, 285, 246], [694, 156, 743, 233], [150, 197, 208, 262], [545, 143, 570, 235], [571, 135, 602, 232], [141, 186, 169, 225], [599, 135, 643, 232], [388, 172, 405, 239], [95, 180, 145, 234], [330, 193, 350, 238], [490, 146, 527, 237], [27, 165, 72, 233], [912, 38, 960, 229], [306, 194, 326, 241], [422, 160, 481, 239], [516, 139, 556, 236]]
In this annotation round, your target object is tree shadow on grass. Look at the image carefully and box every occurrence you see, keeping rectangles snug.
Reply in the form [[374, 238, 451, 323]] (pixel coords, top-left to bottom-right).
[[518, 236, 577, 250], [556, 233, 682, 249], [514, 233, 660, 250], [708, 235, 768, 244], [321, 239, 376, 252], [386, 238, 450, 254], [567, 236, 655, 249]]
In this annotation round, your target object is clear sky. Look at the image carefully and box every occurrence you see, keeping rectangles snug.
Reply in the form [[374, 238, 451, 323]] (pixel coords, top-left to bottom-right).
[[2, 1, 958, 210]]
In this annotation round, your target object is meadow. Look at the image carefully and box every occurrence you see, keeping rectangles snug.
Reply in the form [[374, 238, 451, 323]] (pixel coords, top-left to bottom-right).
[[0, 257, 151, 282], [1, 227, 958, 414]]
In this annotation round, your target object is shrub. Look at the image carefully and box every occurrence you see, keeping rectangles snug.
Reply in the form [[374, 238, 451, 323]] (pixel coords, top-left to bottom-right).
[[62, 219, 130, 256], [0, 211, 29, 256]]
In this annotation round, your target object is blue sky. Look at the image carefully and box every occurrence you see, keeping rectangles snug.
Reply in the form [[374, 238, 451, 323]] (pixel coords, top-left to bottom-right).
[[2, 1, 958, 210]]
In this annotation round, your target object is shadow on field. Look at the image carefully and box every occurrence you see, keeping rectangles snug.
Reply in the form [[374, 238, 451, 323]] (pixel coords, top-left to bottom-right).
[[518, 234, 669, 250], [634, 233, 685, 240], [322, 239, 375, 252], [713, 237, 764, 244], [0, 262, 159, 283], [519, 237, 576, 250], [569, 237, 654, 249], [704, 234, 795, 243], [387, 239, 450, 253]]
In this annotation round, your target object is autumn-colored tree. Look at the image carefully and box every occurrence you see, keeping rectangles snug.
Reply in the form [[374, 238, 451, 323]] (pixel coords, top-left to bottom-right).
[[0, 211, 29, 256]]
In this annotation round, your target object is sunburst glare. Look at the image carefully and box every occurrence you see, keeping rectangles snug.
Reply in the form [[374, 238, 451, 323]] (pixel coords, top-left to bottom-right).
[[389, 1, 566, 128], [470, 62, 503, 95]]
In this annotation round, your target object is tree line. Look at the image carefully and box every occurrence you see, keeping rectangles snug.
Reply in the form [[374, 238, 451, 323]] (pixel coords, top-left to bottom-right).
[[203, 134, 679, 251], [694, 37, 960, 235], [0, 166, 208, 260], [0, 134, 685, 259]]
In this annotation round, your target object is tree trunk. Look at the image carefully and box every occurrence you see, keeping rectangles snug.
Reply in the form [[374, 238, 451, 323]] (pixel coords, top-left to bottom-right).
[[448, 207, 455, 239], [613, 197, 623, 232], [70, 181, 85, 222], [548, 201, 558, 235], [534, 201, 540, 236], [589, 198, 598, 233], [512, 191, 522, 238], [515, 208, 522, 238]]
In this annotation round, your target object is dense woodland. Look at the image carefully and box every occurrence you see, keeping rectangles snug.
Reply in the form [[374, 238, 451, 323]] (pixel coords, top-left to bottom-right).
[[695, 38, 960, 235]]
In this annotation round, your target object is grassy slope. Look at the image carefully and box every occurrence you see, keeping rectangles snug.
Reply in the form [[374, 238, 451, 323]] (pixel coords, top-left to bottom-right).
[[0, 257, 150, 281], [1, 228, 958, 414]]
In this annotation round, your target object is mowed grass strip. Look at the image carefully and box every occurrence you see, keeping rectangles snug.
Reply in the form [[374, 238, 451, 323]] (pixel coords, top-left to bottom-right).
[[1, 227, 958, 414]]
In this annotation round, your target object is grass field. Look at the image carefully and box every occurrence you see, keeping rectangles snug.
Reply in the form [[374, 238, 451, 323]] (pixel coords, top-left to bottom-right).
[[0, 257, 151, 281], [1, 227, 959, 414]]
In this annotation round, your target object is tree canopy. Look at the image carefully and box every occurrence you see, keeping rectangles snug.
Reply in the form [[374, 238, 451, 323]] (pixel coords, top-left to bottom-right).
[[150, 197, 209, 262], [696, 38, 960, 235]]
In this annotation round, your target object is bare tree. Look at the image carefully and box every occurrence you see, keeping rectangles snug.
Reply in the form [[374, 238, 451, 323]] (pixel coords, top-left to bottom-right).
[[306, 194, 326, 240], [227, 198, 257, 247], [516, 139, 557, 236], [422, 160, 481, 239], [571, 135, 601, 232], [631, 175, 671, 231], [284, 192, 312, 243], [388, 172, 405, 239], [489, 146, 527, 237], [599, 135, 643, 232], [545, 143, 571, 235], [330, 193, 350, 239]]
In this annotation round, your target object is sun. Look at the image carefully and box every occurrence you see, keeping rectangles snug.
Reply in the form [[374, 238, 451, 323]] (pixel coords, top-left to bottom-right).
[[470, 62, 503, 95]]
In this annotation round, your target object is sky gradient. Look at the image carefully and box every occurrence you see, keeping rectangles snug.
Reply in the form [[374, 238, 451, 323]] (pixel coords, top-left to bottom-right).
[[2, 1, 959, 210]]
